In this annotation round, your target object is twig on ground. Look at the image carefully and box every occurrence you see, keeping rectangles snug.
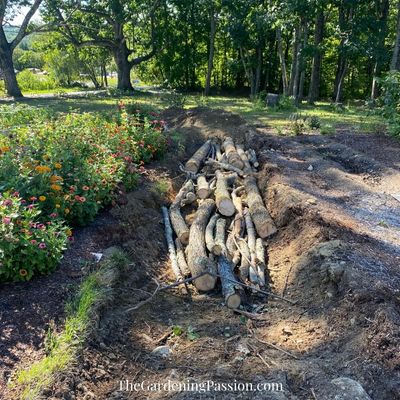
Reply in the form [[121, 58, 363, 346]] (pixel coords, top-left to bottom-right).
[[253, 335, 299, 359], [233, 308, 269, 321]]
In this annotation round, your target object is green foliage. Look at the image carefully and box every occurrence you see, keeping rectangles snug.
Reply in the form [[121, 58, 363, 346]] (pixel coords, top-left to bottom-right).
[[277, 95, 296, 111], [161, 90, 187, 108], [307, 115, 321, 130], [17, 70, 58, 91], [320, 124, 335, 135], [0, 191, 69, 282], [378, 72, 400, 136], [0, 103, 168, 281], [288, 113, 306, 136]]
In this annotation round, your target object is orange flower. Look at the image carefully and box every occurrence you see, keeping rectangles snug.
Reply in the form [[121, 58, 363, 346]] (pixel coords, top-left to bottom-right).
[[50, 175, 62, 183], [64, 208, 70, 214], [39, 195, 46, 202], [1, 145, 10, 152], [50, 184, 62, 191], [54, 163, 62, 169], [19, 269, 28, 277], [35, 165, 51, 174]]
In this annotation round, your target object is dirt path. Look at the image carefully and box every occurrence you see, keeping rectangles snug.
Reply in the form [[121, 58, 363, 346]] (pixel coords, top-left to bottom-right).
[[2, 107, 400, 400]]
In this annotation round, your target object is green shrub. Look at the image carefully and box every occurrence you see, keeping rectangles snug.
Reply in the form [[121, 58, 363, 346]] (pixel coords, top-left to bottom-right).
[[17, 70, 57, 91], [0, 192, 69, 281], [307, 115, 321, 129], [320, 124, 335, 135], [378, 72, 400, 136], [288, 113, 306, 136], [277, 95, 296, 111]]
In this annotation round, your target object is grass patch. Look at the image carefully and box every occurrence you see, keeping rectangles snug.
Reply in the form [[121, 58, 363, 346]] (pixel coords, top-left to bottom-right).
[[0, 90, 386, 134], [12, 250, 129, 399]]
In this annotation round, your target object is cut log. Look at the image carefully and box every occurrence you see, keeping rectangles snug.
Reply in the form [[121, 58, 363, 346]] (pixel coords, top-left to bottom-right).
[[232, 186, 244, 236], [161, 206, 182, 280], [256, 238, 266, 286], [236, 144, 253, 174], [205, 159, 245, 177], [237, 238, 250, 282], [247, 149, 259, 168], [170, 180, 194, 245], [215, 170, 235, 217], [175, 238, 191, 277], [196, 175, 210, 199], [217, 255, 242, 309], [215, 143, 223, 161], [181, 191, 197, 207], [212, 218, 227, 255], [244, 175, 277, 238], [186, 199, 217, 291], [222, 136, 245, 170], [205, 213, 219, 253], [185, 140, 211, 173], [244, 209, 259, 285]]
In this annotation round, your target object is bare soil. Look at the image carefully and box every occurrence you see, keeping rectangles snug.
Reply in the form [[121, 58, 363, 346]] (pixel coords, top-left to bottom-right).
[[1, 107, 400, 400]]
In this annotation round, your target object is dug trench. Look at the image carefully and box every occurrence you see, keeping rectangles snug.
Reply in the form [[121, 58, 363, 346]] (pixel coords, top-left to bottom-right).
[[6, 107, 400, 400]]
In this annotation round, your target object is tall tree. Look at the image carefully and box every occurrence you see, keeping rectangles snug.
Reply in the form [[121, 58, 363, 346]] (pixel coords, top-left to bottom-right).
[[45, 0, 160, 91], [308, 9, 325, 104], [391, 0, 400, 70], [205, 0, 219, 96], [0, 0, 42, 97]]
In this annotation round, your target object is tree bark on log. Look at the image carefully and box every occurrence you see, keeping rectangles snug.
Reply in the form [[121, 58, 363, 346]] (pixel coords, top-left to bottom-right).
[[205, 159, 245, 177], [205, 213, 219, 253], [175, 238, 191, 277], [256, 238, 266, 286], [217, 255, 242, 309], [215, 143, 223, 161], [222, 136, 244, 170], [237, 238, 250, 282], [236, 144, 252, 174], [244, 176, 277, 238], [181, 191, 197, 206], [244, 209, 258, 284], [197, 175, 210, 199], [170, 180, 194, 245], [215, 170, 235, 216], [232, 186, 244, 236], [161, 207, 182, 280], [247, 149, 259, 168], [213, 218, 227, 255], [186, 199, 217, 291], [226, 230, 240, 265], [185, 140, 211, 173]]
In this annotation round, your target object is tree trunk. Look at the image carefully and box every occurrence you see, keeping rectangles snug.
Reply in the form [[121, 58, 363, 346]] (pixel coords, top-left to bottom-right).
[[276, 27, 288, 95], [288, 25, 300, 96], [391, 0, 400, 70], [371, 0, 389, 99], [114, 42, 133, 91], [296, 22, 309, 106], [308, 10, 324, 104], [0, 28, 22, 98], [205, 3, 217, 96], [335, 60, 347, 104]]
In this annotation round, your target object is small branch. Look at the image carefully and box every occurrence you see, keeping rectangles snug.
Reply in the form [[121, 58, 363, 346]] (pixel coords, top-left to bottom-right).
[[253, 336, 299, 359]]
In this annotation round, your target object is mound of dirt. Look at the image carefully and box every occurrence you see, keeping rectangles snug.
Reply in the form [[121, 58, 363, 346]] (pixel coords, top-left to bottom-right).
[[3, 107, 400, 400]]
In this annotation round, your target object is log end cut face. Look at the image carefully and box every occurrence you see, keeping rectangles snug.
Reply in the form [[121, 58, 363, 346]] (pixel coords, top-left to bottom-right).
[[226, 294, 241, 309], [194, 273, 218, 292]]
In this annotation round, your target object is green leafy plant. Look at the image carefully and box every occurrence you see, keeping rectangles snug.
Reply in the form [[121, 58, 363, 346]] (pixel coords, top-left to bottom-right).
[[320, 124, 335, 135], [288, 113, 306, 136], [0, 192, 69, 281], [307, 115, 321, 129]]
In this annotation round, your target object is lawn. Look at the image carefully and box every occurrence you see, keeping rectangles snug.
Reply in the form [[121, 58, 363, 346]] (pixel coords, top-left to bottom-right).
[[0, 90, 386, 134]]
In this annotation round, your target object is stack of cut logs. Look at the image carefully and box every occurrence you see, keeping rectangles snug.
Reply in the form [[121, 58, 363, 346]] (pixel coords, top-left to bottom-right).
[[162, 137, 277, 309]]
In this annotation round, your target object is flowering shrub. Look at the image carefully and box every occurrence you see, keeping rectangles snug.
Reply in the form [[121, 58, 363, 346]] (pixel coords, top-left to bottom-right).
[[0, 102, 169, 281], [0, 192, 70, 281]]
